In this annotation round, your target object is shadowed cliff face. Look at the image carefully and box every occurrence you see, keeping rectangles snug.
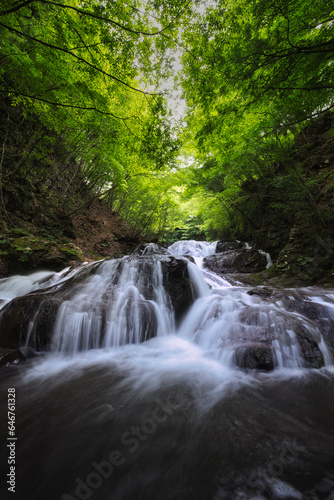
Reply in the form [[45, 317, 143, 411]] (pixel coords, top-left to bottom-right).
[[214, 113, 334, 288]]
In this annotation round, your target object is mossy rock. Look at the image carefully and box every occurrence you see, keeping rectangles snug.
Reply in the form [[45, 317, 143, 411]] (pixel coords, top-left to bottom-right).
[[11, 235, 50, 251], [0, 230, 84, 273], [59, 243, 84, 260], [34, 243, 84, 270], [0, 233, 51, 266]]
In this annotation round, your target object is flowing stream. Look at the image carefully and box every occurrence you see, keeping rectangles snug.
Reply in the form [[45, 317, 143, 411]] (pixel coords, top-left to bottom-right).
[[0, 240, 334, 500]]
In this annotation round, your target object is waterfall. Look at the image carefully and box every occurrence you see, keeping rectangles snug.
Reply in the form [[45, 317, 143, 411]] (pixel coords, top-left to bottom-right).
[[0, 240, 334, 500], [0, 239, 333, 369], [258, 248, 273, 268], [39, 256, 175, 354]]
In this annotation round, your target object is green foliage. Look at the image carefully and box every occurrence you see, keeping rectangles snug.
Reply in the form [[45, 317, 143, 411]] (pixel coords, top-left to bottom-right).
[[0, 0, 188, 240], [0, 0, 183, 168], [1, 0, 334, 250], [166, 215, 207, 243], [108, 169, 186, 240], [181, 0, 334, 122], [176, 0, 334, 241], [296, 256, 314, 267]]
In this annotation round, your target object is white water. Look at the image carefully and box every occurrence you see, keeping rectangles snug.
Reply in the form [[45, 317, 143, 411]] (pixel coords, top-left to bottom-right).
[[169, 239, 232, 290], [258, 248, 273, 268], [0, 240, 334, 500], [0, 269, 61, 310], [0, 264, 95, 311], [51, 258, 174, 354]]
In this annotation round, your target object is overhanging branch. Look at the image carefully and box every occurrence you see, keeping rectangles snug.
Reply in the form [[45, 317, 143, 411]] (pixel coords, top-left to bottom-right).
[[0, 89, 138, 120], [0, 21, 161, 96]]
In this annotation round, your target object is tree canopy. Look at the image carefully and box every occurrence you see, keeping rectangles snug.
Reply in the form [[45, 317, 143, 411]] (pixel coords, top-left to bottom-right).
[[177, 0, 334, 238], [0, 0, 186, 220], [1, 0, 334, 242]]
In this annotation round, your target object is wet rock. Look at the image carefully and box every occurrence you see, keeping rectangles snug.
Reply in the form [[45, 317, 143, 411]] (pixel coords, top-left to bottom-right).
[[282, 294, 331, 321], [204, 249, 267, 274], [234, 343, 275, 371], [0, 254, 193, 350], [279, 292, 334, 352], [115, 297, 158, 344], [216, 240, 245, 253], [160, 256, 194, 324], [0, 348, 26, 366], [0, 294, 62, 350], [20, 346, 38, 359], [295, 331, 324, 368], [124, 254, 193, 324], [247, 287, 274, 298], [238, 303, 326, 369]]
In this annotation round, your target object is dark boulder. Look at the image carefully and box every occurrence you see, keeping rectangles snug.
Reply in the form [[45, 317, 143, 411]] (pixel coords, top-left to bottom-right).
[[0, 254, 194, 351], [247, 287, 274, 298], [160, 256, 194, 324], [216, 240, 245, 253], [237, 303, 326, 369], [295, 330, 324, 368], [277, 289, 334, 353], [0, 294, 62, 350], [204, 249, 267, 274], [117, 298, 158, 344], [0, 263, 106, 351], [233, 343, 275, 371], [20, 346, 38, 359], [121, 253, 194, 324]]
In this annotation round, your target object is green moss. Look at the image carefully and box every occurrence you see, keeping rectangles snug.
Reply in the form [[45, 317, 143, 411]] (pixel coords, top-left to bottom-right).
[[0, 229, 85, 271], [250, 273, 266, 285], [59, 243, 84, 261], [11, 236, 49, 251]]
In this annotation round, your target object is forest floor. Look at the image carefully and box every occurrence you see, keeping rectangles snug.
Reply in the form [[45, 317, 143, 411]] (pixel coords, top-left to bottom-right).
[[72, 200, 144, 261]]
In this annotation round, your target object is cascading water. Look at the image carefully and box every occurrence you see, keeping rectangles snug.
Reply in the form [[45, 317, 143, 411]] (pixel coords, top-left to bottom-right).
[[169, 239, 233, 292], [51, 257, 175, 354], [0, 240, 334, 500]]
